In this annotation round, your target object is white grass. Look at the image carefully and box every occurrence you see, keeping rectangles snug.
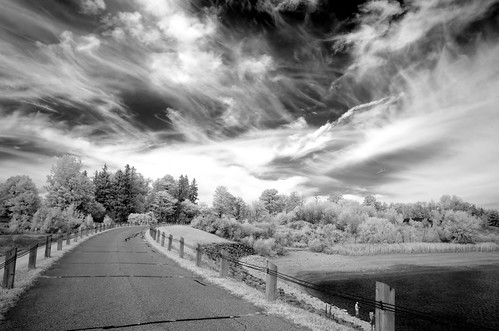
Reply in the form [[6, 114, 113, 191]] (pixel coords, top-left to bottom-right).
[[145, 230, 368, 331], [326, 242, 499, 255], [157, 225, 232, 245]]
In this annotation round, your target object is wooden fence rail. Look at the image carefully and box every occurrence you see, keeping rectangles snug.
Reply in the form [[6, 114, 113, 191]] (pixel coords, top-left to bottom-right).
[[1, 223, 122, 290], [148, 226, 397, 331]]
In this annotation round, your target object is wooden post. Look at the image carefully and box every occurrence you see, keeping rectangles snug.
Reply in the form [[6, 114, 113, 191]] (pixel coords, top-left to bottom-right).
[[28, 244, 38, 269], [57, 230, 63, 251], [196, 244, 202, 267], [375, 281, 395, 331], [94, 226, 97, 234], [2, 247, 17, 289], [161, 233, 166, 247], [45, 235, 51, 258], [66, 233, 70, 245], [266, 261, 277, 301], [219, 250, 229, 278], [179, 237, 184, 258], [168, 234, 173, 251], [157, 231, 161, 243]]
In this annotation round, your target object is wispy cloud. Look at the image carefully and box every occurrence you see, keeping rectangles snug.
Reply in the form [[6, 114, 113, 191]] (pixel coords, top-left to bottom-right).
[[0, 0, 498, 208]]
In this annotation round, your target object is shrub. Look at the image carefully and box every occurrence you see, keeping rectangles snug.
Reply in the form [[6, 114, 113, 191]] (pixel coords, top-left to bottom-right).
[[127, 212, 157, 225], [438, 210, 481, 243], [253, 238, 283, 257], [309, 238, 326, 252], [358, 217, 398, 243]]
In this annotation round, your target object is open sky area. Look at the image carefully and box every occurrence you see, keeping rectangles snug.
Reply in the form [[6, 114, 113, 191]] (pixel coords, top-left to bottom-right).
[[0, 0, 498, 208]]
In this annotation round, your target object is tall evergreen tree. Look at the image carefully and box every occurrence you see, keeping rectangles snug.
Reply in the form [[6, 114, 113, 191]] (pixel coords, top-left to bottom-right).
[[93, 164, 114, 212], [188, 178, 198, 203]]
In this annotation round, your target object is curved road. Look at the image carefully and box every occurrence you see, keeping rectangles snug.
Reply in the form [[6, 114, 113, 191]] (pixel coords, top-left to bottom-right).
[[1, 227, 307, 331]]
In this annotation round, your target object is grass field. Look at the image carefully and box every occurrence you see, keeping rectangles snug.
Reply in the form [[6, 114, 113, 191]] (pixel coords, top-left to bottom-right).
[[324, 242, 499, 255]]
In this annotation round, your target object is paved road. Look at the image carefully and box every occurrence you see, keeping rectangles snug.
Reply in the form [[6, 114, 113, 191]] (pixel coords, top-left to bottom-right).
[[1, 227, 307, 331]]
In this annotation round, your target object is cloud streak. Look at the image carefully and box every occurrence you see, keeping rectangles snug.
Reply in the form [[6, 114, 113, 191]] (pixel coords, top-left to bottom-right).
[[0, 0, 498, 208]]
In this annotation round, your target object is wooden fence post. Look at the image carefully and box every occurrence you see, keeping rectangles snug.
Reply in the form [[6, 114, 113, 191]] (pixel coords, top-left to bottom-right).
[[161, 233, 166, 247], [57, 230, 63, 251], [196, 244, 202, 267], [157, 231, 161, 243], [45, 235, 51, 258], [28, 244, 38, 269], [266, 261, 277, 301], [219, 250, 229, 278], [168, 234, 173, 251], [179, 237, 184, 258], [375, 281, 395, 331], [66, 233, 70, 245], [2, 247, 17, 289]]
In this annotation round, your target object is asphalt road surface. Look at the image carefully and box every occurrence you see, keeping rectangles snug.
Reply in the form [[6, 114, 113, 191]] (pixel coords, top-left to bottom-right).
[[1, 227, 307, 331]]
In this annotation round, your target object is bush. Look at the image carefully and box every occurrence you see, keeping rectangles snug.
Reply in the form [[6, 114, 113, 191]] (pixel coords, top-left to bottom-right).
[[127, 212, 157, 225], [253, 238, 283, 257], [358, 217, 398, 243], [309, 238, 326, 252], [438, 210, 481, 243]]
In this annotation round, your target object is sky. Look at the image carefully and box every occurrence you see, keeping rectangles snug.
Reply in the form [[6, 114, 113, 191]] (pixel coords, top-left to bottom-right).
[[0, 0, 498, 209]]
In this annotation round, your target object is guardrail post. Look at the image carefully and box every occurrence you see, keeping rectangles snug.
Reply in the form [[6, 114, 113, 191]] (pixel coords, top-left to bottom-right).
[[45, 235, 51, 258], [196, 244, 202, 267], [179, 237, 184, 258], [28, 244, 38, 269], [161, 233, 166, 247], [168, 234, 173, 251], [375, 282, 395, 331], [2, 247, 17, 289], [74, 231, 78, 242], [266, 261, 277, 302], [156, 231, 161, 243], [57, 230, 63, 251], [66, 232, 70, 245], [219, 250, 228, 278]]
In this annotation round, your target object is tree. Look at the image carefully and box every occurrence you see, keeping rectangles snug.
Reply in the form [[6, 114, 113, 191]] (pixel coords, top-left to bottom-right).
[[93, 164, 114, 213], [212, 186, 236, 217], [150, 191, 177, 223], [486, 209, 499, 227], [45, 155, 95, 213], [363, 194, 381, 211], [259, 189, 285, 215], [111, 165, 149, 222], [188, 178, 198, 203], [327, 192, 343, 204], [0, 176, 41, 232], [285, 192, 304, 212], [439, 210, 481, 243]]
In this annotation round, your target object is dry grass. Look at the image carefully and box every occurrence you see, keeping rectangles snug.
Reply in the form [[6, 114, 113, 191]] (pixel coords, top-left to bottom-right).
[[145, 230, 367, 331], [326, 242, 499, 256], [157, 225, 232, 245]]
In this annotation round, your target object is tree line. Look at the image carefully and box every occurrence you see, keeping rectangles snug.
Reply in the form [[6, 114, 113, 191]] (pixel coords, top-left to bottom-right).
[[191, 186, 499, 256], [0, 155, 199, 233]]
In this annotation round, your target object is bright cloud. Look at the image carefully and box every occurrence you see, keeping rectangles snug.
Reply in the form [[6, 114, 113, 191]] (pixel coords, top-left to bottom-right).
[[1, 0, 498, 209]]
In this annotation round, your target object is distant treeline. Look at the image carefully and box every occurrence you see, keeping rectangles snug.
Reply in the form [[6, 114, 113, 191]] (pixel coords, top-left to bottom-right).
[[0, 154, 199, 233]]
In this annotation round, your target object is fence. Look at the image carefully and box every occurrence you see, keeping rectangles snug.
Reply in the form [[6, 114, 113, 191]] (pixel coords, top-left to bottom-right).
[[0, 223, 127, 289], [149, 227, 496, 331]]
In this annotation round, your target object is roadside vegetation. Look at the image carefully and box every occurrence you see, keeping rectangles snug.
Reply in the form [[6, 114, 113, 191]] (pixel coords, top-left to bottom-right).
[[1, 154, 499, 257], [0, 154, 200, 254], [191, 187, 499, 256]]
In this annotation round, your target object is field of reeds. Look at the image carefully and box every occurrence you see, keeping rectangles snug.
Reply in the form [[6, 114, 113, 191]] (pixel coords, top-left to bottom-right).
[[324, 242, 499, 256]]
